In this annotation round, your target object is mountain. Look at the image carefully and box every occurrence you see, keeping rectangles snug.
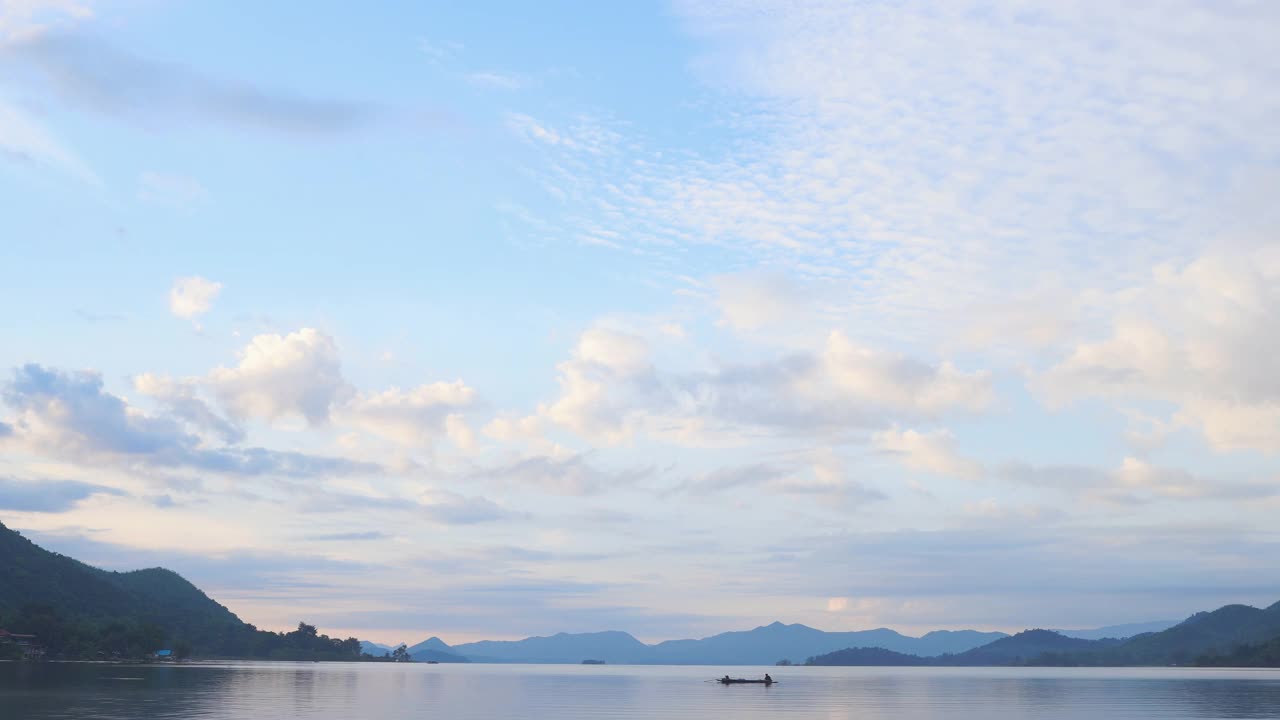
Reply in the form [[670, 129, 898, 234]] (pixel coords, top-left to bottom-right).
[[647, 622, 1005, 665], [1103, 602, 1280, 666], [404, 636, 468, 663], [1197, 634, 1280, 667], [440, 622, 1005, 665], [407, 636, 453, 655], [805, 646, 928, 666], [938, 630, 1117, 665], [452, 631, 652, 664], [0, 520, 248, 655], [1055, 620, 1179, 640], [0, 521, 367, 661], [811, 602, 1280, 667], [360, 641, 394, 656]]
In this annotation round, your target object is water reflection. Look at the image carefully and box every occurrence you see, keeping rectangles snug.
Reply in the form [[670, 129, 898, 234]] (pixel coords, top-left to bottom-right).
[[2, 663, 1279, 720]]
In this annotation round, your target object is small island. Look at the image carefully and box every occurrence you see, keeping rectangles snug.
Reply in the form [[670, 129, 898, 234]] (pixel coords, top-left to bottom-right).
[[581, 659, 606, 665]]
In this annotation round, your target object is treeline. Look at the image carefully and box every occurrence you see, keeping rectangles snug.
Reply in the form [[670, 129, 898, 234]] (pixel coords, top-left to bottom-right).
[[0, 602, 388, 661]]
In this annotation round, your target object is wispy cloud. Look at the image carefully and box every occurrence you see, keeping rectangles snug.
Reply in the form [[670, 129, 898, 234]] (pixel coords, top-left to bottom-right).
[[5, 33, 380, 134], [0, 99, 98, 182]]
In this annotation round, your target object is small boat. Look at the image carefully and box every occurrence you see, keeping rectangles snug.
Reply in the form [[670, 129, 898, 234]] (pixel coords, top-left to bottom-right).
[[717, 678, 775, 685]]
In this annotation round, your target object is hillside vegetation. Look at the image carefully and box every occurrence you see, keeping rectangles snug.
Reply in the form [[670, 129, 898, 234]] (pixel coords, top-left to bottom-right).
[[0, 522, 367, 660]]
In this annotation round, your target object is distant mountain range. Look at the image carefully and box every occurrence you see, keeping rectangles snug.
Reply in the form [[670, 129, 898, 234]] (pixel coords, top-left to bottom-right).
[[5, 520, 1276, 666], [390, 623, 1006, 665], [1054, 620, 1179, 640], [394, 620, 1183, 666], [806, 601, 1280, 667]]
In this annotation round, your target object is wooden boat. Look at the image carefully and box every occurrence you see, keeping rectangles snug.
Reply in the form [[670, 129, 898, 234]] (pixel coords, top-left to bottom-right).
[[717, 678, 775, 685]]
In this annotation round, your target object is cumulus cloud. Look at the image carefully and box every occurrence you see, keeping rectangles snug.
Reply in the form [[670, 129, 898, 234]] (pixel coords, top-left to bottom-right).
[[483, 414, 544, 442], [2, 363, 374, 477], [872, 427, 982, 479], [1039, 251, 1280, 452], [168, 275, 222, 321], [133, 372, 243, 444], [0, 475, 124, 512], [541, 327, 991, 445], [342, 380, 476, 447], [210, 328, 350, 426], [541, 327, 654, 443]]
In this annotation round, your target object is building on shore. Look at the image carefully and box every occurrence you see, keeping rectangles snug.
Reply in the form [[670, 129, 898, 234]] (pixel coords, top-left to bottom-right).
[[0, 629, 45, 660]]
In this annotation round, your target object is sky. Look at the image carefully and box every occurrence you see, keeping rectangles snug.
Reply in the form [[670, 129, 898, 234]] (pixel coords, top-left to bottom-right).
[[1, 0, 1278, 646]]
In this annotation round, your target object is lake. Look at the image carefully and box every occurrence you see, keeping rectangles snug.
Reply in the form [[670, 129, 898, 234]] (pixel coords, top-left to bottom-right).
[[3, 662, 1279, 719]]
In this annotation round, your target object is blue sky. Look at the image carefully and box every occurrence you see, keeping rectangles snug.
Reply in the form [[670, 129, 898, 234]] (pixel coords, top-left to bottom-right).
[[2, 0, 1279, 645]]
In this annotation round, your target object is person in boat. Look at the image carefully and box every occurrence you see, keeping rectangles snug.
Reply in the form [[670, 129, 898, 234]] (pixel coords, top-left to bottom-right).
[[764, 673, 773, 683], [722, 675, 731, 683]]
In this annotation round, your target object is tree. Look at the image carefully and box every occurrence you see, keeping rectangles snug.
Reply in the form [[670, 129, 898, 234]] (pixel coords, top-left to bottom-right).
[[174, 639, 193, 660], [392, 644, 411, 662]]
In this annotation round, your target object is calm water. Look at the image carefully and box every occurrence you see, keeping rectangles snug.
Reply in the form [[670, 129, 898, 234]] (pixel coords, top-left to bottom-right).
[[2, 662, 1279, 719]]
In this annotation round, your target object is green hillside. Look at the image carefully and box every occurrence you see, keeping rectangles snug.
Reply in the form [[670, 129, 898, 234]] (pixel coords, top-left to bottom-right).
[[805, 646, 928, 666], [795, 602, 1280, 667], [1104, 602, 1280, 666], [0, 521, 366, 660], [938, 630, 1118, 666]]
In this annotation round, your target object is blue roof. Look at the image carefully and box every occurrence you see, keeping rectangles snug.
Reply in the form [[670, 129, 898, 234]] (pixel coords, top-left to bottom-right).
[[155, 649, 172, 657]]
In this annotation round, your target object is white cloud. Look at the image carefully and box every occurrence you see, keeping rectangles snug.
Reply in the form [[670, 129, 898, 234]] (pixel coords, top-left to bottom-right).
[[210, 328, 350, 426], [539, 326, 992, 445], [872, 426, 981, 480], [483, 414, 543, 443], [541, 327, 653, 444], [1, 363, 372, 477], [340, 381, 476, 447], [711, 272, 807, 331], [133, 372, 242, 444], [510, 0, 1280, 352], [1039, 250, 1280, 452], [820, 332, 992, 417], [506, 112, 620, 156], [168, 276, 222, 321]]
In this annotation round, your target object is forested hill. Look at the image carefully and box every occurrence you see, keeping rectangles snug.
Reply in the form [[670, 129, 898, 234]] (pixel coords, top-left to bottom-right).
[[0, 521, 365, 660], [805, 601, 1280, 667]]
